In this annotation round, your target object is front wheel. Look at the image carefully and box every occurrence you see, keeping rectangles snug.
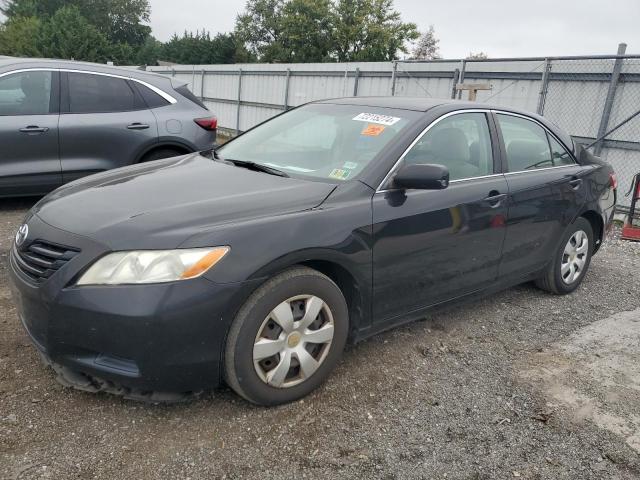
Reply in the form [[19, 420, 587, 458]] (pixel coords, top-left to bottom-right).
[[535, 217, 594, 295], [224, 267, 348, 405]]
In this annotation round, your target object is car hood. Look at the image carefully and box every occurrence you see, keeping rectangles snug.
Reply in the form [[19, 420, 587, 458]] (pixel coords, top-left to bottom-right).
[[33, 154, 336, 249]]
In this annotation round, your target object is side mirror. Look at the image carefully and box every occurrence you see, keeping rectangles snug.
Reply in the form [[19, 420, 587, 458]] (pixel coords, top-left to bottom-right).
[[393, 163, 450, 190]]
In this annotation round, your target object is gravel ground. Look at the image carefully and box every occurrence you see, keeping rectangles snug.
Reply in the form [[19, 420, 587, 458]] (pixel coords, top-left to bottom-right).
[[1, 198, 639, 480]]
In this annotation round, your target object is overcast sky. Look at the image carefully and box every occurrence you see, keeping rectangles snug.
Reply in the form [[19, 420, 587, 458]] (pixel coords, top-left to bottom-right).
[[148, 0, 639, 58]]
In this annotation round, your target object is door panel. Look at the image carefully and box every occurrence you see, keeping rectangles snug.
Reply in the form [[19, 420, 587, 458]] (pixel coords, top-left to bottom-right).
[[500, 166, 587, 279], [59, 110, 158, 182], [59, 72, 158, 183], [372, 176, 508, 323], [0, 70, 61, 195]]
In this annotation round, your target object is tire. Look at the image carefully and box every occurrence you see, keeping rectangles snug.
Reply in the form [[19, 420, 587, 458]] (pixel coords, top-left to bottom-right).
[[224, 267, 348, 406], [139, 148, 187, 163], [535, 217, 594, 295]]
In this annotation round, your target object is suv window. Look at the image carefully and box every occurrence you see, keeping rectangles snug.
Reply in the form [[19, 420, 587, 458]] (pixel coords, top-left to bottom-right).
[[135, 82, 170, 108], [498, 114, 553, 171], [548, 134, 576, 167], [0, 71, 52, 116], [67, 72, 138, 113], [404, 112, 493, 181]]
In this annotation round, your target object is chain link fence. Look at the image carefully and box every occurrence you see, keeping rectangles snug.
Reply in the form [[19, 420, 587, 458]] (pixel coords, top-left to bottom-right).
[[149, 46, 640, 209]]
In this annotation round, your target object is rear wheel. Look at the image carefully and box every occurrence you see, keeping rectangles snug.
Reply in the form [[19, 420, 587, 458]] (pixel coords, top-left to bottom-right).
[[224, 267, 348, 405], [535, 217, 593, 294]]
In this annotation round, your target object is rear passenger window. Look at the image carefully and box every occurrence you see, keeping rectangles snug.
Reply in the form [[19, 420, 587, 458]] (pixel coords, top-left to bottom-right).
[[498, 114, 553, 171], [135, 83, 170, 108], [67, 73, 137, 113], [404, 112, 493, 181], [548, 134, 576, 166]]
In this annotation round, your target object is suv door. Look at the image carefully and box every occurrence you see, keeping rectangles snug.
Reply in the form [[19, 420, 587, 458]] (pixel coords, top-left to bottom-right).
[[59, 71, 158, 183], [495, 112, 586, 280], [372, 111, 508, 323], [0, 70, 61, 196]]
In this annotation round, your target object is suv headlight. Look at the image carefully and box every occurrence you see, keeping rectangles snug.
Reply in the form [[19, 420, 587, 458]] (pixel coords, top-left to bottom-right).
[[77, 247, 230, 285]]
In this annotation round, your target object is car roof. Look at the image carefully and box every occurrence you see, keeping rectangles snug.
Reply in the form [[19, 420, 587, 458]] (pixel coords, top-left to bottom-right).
[[314, 96, 574, 151], [0, 57, 175, 85]]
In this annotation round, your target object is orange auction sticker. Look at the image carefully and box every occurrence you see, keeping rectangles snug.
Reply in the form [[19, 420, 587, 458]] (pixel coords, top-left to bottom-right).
[[361, 124, 386, 136]]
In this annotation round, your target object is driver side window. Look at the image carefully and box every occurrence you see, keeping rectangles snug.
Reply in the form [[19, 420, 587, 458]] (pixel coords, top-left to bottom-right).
[[403, 112, 493, 181]]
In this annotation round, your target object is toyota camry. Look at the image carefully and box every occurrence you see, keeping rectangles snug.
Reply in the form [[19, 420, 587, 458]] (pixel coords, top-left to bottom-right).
[[9, 97, 616, 405]]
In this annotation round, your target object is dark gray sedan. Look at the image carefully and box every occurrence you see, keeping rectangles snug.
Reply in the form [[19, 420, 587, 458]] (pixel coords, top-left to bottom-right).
[[0, 58, 217, 197]]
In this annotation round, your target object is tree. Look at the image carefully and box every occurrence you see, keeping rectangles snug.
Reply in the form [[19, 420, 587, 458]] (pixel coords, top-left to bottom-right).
[[1, 0, 151, 46], [466, 51, 488, 59], [412, 25, 440, 60], [235, 0, 418, 62], [161, 31, 251, 65], [39, 6, 112, 62], [332, 0, 418, 62], [0, 16, 42, 57]]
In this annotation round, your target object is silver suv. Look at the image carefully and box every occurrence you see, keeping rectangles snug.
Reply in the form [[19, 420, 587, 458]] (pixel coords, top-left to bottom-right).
[[0, 58, 217, 197]]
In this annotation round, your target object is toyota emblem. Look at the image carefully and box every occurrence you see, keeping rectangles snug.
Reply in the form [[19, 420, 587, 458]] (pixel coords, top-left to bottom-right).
[[15, 224, 28, 247]]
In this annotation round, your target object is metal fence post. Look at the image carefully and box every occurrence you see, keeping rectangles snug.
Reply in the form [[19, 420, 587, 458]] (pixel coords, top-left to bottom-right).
[[450, 68, 459, 99], [353, 68, 360, 96], [236, 68, 243, 135], [283, 68, 291, 110], [595, 43, 627, 155], [200, 70, 205, 100], [390, 61, 398, 96], [536, 58, 551, 115], [456, 59, 466, 99]]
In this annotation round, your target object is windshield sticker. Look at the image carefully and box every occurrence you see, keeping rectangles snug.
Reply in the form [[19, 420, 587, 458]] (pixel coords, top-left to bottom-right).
[[361, 123, 386, 136], [343, 161, 358, 170], [329, 168, 350, 180], [353, 112, 401, 126]]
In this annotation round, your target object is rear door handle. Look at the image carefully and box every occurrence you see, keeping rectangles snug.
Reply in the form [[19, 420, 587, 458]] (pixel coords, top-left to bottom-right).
[[483, 191, 507, 208], [569, 177, 583, 190], [19, 126, 49, 134], [127, 123, 150, 130]]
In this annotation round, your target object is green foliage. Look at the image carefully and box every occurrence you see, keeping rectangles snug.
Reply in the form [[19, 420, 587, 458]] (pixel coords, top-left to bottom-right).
[[0, 16, 42, 57], [236, 0, 418, 63], [1, 0, 151, 45], [38, 5, 112, 62], [161, 31, 251, 65]]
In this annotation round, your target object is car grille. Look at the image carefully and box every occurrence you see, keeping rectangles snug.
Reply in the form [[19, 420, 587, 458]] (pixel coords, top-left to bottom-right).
[[13, 241, 80, 283]]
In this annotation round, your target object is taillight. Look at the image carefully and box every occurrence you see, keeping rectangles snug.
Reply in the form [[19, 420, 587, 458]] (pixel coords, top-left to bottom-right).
[[194, 116, 217, 131], [609, 172, 618, 190]]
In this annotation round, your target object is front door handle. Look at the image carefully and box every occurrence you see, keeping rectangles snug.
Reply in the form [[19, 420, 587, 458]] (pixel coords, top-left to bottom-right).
[[483, 191, 507, 208], [569, 177, 583, 190], [127, 123, 150, 130], [19, 125, 49, 134]]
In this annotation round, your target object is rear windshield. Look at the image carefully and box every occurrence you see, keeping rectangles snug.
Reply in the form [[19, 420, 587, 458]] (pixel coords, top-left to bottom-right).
[[176, 85, 207, 110], [217, 103, 420, 182]]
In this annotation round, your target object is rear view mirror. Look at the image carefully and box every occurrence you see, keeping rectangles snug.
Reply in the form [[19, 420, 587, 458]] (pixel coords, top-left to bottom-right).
[[393, 163, 450, 190]]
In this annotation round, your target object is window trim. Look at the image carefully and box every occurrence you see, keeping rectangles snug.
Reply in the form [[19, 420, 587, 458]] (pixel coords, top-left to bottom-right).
[[0, 68, 177, 105], [492, 110, 578, 173], [376, 109, 496, 193]]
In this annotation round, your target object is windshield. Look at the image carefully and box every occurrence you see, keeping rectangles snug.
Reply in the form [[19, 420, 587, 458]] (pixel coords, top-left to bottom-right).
[[217, 103, 420, 182]]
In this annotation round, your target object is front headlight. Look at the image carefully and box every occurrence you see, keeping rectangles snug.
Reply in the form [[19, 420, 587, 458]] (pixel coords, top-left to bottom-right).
[[76, 247, 230, 286]]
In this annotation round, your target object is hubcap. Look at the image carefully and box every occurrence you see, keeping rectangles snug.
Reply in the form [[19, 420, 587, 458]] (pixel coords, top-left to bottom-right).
[[561, 230, 589, 285], [253, 295, 334, 388]]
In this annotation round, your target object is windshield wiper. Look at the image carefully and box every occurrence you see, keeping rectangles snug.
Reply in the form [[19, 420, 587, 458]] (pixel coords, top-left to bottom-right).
[[223, 158, 289, 178]]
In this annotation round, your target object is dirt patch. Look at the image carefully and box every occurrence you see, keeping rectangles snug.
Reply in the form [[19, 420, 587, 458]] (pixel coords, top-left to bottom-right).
[[520, 309, 640, 454]]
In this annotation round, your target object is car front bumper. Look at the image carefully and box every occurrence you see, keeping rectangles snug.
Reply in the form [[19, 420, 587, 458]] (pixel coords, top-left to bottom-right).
[[8, 215, 260, 397]]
